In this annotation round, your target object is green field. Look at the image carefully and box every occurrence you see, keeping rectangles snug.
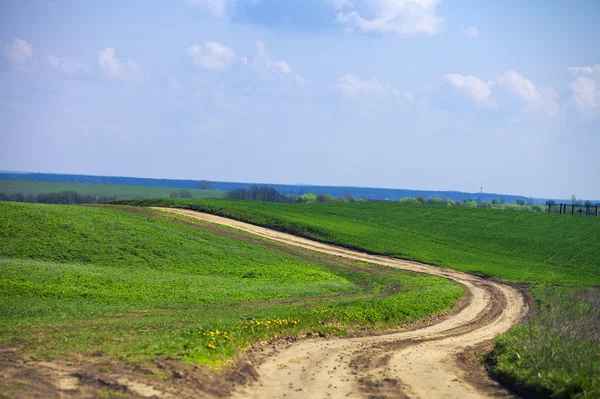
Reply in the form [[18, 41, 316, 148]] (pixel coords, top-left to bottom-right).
[[0, 202, 462, 366], [112, 198, 600, 285], [112, 198, 600, 397], [0, 180, 224, 199]]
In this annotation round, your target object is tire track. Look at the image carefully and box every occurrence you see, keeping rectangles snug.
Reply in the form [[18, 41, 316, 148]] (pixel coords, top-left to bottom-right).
[[154, 207, 529, 399]]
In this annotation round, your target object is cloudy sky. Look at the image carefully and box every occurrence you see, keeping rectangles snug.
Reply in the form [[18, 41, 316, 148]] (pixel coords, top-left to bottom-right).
[[1, 0, 599, 200]]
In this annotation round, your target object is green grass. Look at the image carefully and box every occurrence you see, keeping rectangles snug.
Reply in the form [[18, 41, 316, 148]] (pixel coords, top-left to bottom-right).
[[111, 198, 600, 285], [0, 180, 224, 199], [111, 198, 600, 396], [490, 286, 600, 398], [0, 201, 463, 365]]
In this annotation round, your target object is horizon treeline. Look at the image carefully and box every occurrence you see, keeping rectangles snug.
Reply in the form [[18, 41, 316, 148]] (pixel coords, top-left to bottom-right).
[[224, 186, 598, 215], [0, 191, 117, 205]]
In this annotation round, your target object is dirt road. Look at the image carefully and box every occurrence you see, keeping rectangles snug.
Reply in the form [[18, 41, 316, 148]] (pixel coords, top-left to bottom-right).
[[155, 208, 529, 399]]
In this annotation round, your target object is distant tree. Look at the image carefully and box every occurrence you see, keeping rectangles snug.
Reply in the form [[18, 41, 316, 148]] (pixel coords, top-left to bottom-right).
[[571, 195, 578, 205], [179, 189, 193, 198], [416, 196, 426, 204], [491, 199, 500, 205], [584, 200, 592, 206], [516, 198, 526, 206], [459, 200, 477, 208], [169, 192, 179, 198], [196, 180, 213, 190], [398, 197, 420, 205], [225, 186, 293, 203], [527, 197, 534, 206], [316, 194, 335, 203], [545, 200, 556, 206], [344, 191, 353, 200], [477, 202, 493, 209], [299, 193, 317, 203], [531, 204, 545, 212]]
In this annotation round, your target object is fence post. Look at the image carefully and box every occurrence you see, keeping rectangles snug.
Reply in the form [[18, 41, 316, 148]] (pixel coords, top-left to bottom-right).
[[596, 205, 599, 217], [572, 204, 575, 215], [548, 203, 551, 213], [586, 204, 590, 216]]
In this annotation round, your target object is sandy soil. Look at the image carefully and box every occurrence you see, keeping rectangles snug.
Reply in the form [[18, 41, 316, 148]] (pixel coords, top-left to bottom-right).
[[156, 208, 530, 399]]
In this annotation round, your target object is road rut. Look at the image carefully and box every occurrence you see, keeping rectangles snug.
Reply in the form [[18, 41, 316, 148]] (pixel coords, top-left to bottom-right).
[[155, 207, 529, 399]]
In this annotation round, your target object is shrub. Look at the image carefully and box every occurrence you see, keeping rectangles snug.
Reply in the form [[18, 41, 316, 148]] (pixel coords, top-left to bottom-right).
[[316, 194, 335, 203], [397, 197, 420, 205], [299, 193, 317, 203], [532, 204, 545, 212]]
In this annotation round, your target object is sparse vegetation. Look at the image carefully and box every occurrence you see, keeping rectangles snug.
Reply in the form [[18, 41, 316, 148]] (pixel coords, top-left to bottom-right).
[[490, 286, 600, 398]]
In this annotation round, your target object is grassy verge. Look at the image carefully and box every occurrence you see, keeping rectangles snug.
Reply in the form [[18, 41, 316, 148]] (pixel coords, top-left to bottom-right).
[[489, 286, 600, 398], [0, 202, 463, 366], [110, 198, 600, 285], [0, 180, 224, 199]]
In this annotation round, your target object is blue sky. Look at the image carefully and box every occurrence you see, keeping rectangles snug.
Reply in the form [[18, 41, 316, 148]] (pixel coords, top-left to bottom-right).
[[1, 0, 599, 199]]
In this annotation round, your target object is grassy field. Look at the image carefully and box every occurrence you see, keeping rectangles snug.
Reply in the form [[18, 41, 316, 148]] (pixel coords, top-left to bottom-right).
[[0, 180, 224, 199], [0, 202, 463, 367], [112, 198, 600, 397], [112, 198, 600, 285]]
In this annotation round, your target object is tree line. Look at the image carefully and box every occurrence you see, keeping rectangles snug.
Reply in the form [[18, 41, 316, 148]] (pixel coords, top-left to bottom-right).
[[0, 191, 117, 205], [223, 187, 572, 213]]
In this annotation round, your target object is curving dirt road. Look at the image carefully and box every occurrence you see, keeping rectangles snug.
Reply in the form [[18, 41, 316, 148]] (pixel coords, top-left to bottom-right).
[[155, 208, 530, 399]]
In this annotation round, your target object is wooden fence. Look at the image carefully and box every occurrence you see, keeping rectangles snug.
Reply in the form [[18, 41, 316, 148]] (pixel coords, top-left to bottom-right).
[[547, 203, 599, 216]]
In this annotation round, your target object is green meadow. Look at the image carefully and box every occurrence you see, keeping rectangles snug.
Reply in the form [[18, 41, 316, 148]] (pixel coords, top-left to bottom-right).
[[113, 198, 600, 397], [0, 202, 462, 365], [0, 180, 224, 199], [113, 198, 600, 285]]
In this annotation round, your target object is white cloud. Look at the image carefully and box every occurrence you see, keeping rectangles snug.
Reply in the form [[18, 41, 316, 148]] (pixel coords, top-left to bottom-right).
[[96, 48, 141, 81], [568, 65, 600, 117], [403, 91, 415, 101], [254, 41, 293, 75], [497, 71, 558, 116], [334, 74, 386, 98], [2, 38, 33, 64], [336, 0, 444, 36], [270, 60, 292, 74], [568, 65, 600, 76], [185, 0, 235, 17], [187, 41, 237, 70], [47, 55, 92, 75], [461, 25, 479, 39], [330, 0, 353, 9], [444, 74, 494, 106], [497, 71, 540, 102]]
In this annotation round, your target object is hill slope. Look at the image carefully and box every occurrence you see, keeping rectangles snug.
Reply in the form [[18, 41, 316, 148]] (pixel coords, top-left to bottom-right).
[[114, 199, 600, 285]]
